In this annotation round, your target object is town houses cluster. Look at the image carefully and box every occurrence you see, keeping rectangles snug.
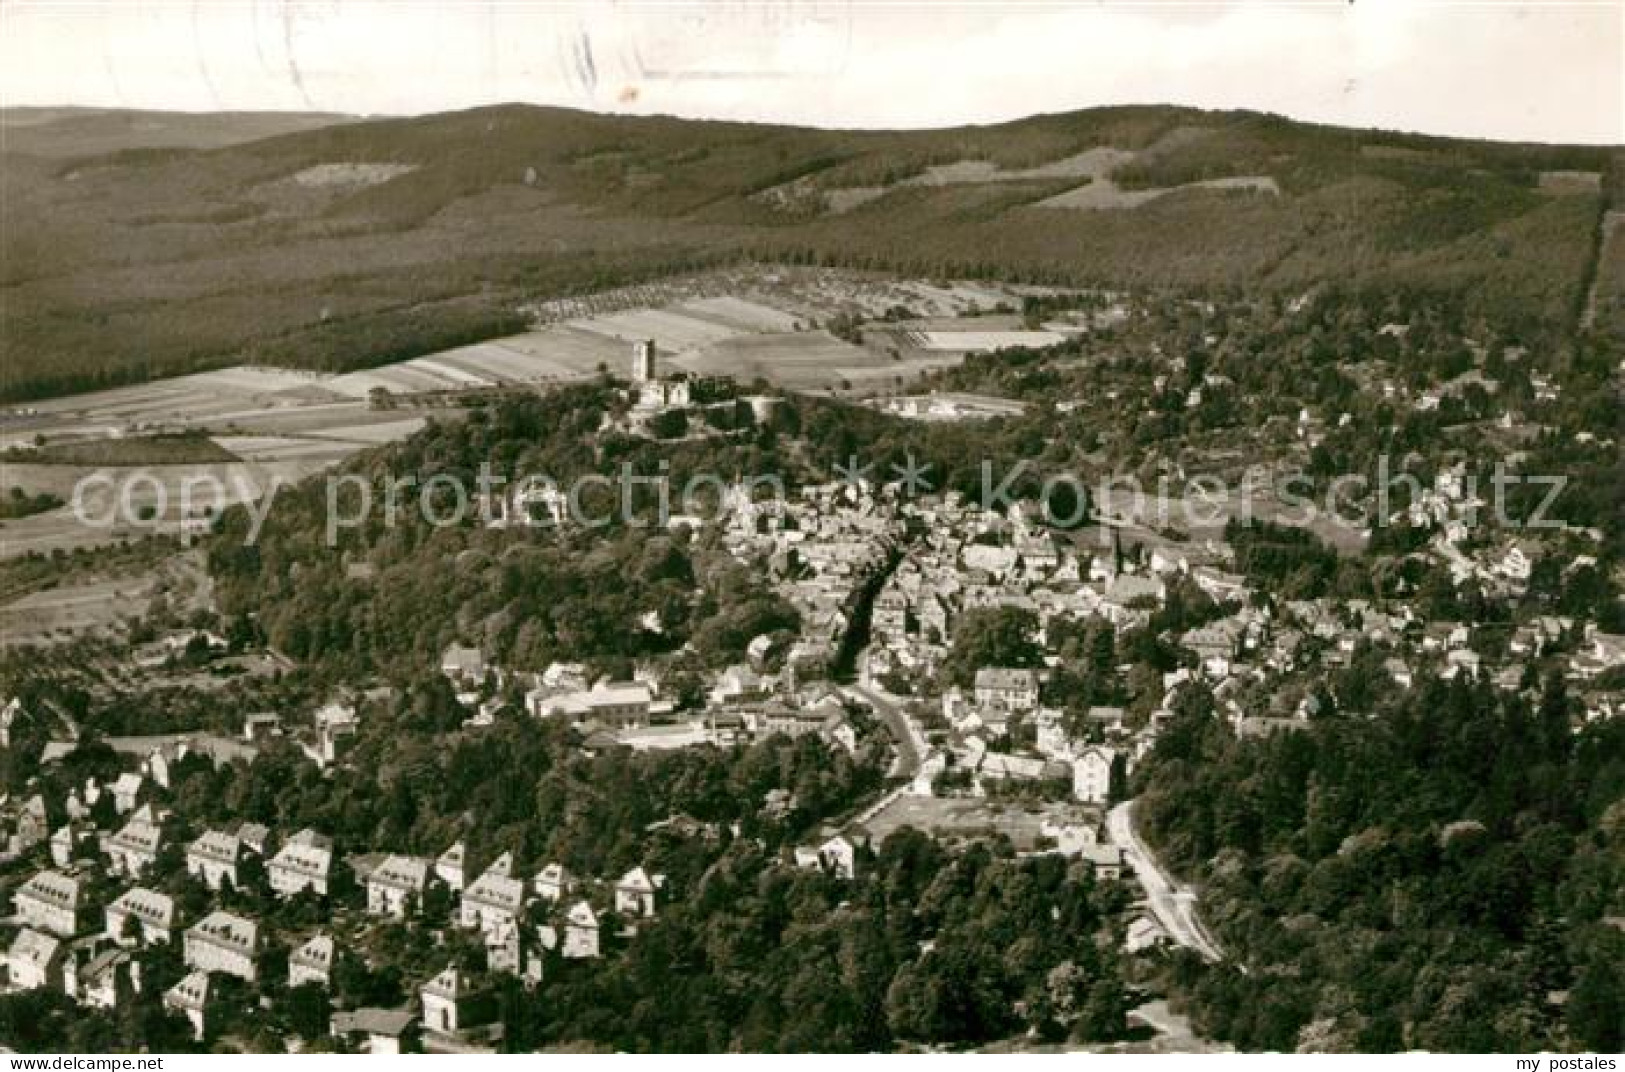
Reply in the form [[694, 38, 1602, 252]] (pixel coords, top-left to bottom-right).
[[1, 429, 1620, 1051], [0, 765, 688, 1053]]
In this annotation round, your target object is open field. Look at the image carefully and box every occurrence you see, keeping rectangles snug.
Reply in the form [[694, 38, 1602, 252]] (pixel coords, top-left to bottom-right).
[[0, 270, 1053, 557], [860, 794, 1088, 849], [761, 138, 1283, 216], [4, 432, 241, 466], [0, 372, 426, 559], [1036, 173, 1279, 210], [910, 329, 1069, 352]]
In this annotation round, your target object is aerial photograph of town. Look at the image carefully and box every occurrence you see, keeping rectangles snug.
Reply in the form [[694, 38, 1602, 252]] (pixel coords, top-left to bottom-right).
[[0, 0, 1620, 1060]]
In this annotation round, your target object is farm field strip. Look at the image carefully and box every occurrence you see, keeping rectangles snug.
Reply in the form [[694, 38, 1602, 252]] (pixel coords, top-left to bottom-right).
[[913, 329, 1069, 352], [568, 307, 746, 351]]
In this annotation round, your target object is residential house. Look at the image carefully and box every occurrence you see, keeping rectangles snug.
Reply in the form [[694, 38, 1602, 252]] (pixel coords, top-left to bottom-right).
[[973, 668, 1041, 712], [164, 971, 211, 1041], [110, 773, 144, 814], [711, 664, 768, 705], [976, 751, 1053, 782], [241, 712, 281, 742], [817, 835, 858, 880], [0, 697, 26, 749], [532, 862, 573, 904], [1081, 844, 1126, 881], [752, 699, 849, 741], [1039, 819, 1099, 856], [289, 933, 334, 989], [48, 824, 88, 868], [72, 948, 138, 1010], [105, 805, 164, 878], [1104, 573, 1166, 612], [579, 682, 654, 726], [332, 1008, 419, 1055], [367, 855, 429, 920], [485, 920, 542, 986], [313, 701, 359, 766], [419, 968, 493, 1037], [614, 866, 662, 919], [183, 910, 258, 982], [460, 859, 525, 935], [440, 644, 487, 686], [185, 829, 244, 891], [1497, 542, 1537, 584], [3, 928, 64, 991], [105, 887, 175, 947], [434, 842, 467, 892], [15, 871, 80, 937], [1072, 746, 1116, 805], [560, 901, 601, 959], [269, 828, 333, 898], [11, 795, 49, 854]]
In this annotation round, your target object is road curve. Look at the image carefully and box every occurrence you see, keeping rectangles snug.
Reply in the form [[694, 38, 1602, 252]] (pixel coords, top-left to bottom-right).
[[847, 683, 924, 779], [1107, 799, 1225, 962]]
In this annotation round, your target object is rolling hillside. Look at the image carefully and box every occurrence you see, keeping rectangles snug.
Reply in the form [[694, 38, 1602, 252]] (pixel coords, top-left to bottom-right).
[[2, 103, 1619, 401]]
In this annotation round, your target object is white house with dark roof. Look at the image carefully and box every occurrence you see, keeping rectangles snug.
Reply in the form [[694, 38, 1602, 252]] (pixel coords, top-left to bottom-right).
[[269, 828, 333, 898], [105, 886, 175, 946], [313, 701, 360, 767], [485, 919, 542, 985], [15, 870, 80, 937], [183, 910, 258, 982]]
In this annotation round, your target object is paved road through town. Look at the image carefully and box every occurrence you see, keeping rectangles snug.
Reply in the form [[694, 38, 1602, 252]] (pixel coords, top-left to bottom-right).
[[847, 681, 925, 779], [1107, 799, 1225, 962]]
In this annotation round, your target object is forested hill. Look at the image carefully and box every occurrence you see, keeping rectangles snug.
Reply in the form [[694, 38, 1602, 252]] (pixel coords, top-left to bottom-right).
[[4, 102, 1621, 399], [1135, 673, 1625, 1052]]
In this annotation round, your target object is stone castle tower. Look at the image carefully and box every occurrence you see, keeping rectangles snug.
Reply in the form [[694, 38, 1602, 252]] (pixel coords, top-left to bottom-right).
[[632, 339, 657, 384]]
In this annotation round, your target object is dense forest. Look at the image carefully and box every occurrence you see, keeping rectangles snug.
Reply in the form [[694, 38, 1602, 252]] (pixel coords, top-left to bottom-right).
[[6, 103, 1617, 399], [1135, 673, 1625, 1052]]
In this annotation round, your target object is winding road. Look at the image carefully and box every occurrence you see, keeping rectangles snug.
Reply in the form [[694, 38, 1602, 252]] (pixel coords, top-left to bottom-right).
[[1107, 799, 1225, 962], [847, 680, 925, 779]]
